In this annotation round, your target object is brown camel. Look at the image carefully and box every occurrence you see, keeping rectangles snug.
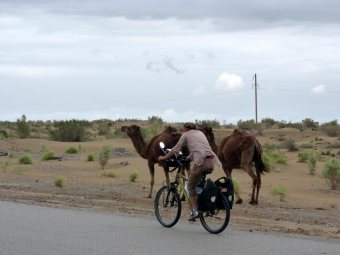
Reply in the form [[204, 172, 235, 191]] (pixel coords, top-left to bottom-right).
[[200, 126, 267, 204], [121, 125, 183, 198]]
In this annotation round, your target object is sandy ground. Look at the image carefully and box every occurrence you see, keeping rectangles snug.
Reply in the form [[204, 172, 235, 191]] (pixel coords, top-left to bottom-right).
[[0, 129, 339, 240]]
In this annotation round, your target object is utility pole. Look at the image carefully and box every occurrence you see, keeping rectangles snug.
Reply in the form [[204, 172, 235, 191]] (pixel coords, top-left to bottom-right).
[[253, 73, 258, 124]]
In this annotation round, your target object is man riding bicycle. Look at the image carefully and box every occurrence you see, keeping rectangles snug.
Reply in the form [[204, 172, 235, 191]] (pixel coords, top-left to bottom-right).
[[158, 122, 221, 221]]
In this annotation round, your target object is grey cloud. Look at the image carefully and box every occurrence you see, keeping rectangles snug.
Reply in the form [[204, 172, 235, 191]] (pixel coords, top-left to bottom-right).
[[146, 57, 184, 74], [162, 57, 185, 74], [1, 0, 340, 25]]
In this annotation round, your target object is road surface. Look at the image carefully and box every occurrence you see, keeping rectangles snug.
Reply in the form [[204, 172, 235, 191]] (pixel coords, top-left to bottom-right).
[[0, 200, 339, 255]]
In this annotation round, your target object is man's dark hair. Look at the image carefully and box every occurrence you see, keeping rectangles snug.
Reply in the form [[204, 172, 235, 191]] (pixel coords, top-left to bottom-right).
[[183, 122, 196, 130]]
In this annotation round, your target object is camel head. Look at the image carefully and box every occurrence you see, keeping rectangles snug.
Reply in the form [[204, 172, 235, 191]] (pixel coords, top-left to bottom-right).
[[121, 125, 141, 137], [199, 125, 218, 153]]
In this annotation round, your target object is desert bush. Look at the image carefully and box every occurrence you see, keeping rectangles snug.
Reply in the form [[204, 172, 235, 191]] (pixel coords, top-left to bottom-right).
[[302, 118, 319, 129], [65, 147, 78, 154], [320, 120, 340, 137], [262, 150, 274, 172], [195, 119, 220, 129], [261, 118, 276, 128], [129, 171, 138, 182], [54, 176, 65, 188], [99, 145, 112, 170], [87, 154, 95, 161], [298, 150, 312, 163], [102, 171, 116, 178], [322, 159, 340, 190], [97, 122, 111, 136], [307, 153, 317, 175], [279, 139, 298, 152], [41, 146, 55, 161], [49, 119, 89, 142], [0, 130, 8, 139], [232, 177, 240, 192], [16, 115, 30, 138], [263, 149, 288, 171], [326, 143, 340, 149], [237, 119, 259, 131], [299, 143, 314, 149], [19, 154, 32, 164], [271, 185, 287, 201]]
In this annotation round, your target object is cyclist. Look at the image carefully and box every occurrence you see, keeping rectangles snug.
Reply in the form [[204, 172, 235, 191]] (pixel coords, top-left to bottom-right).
[[158, 122, 221, 221]]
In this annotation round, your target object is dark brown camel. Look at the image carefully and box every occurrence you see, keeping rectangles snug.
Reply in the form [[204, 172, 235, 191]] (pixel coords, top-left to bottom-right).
[[121, 125, 182, 198], [200, 126, 267, 204]]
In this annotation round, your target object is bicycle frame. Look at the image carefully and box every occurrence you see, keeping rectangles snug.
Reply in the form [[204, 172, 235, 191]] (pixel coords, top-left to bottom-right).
[[172, 170, 192, 211]]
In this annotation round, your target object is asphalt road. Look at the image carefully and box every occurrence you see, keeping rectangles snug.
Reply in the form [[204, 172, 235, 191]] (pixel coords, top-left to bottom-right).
[[0, 200, 339, 255]]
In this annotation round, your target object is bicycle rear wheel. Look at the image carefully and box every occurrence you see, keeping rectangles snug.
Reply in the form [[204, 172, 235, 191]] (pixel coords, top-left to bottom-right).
[[154, 186, 181, 228], [200, 192, 230, 234]]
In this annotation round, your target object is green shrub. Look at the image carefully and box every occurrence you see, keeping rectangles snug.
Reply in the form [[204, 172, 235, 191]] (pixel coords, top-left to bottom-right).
[[65, 147, 78, 154], [87, 154, 95, 161], [99, 145, 112, 170], [232, 177, 240, 192], [262, 151, 274, 172], [279, 139, 298, 152], [320, 120, 340, 137], [102, 171, 116, 178], [54, 176, 65, 188], [307, 153, 317, 175], [41, 150, 55, 161], [261, 118, 276, 128], [0, 130, 8, 139], [298, 150, 312, 163], [129, 171, 138, 182], [49, 119, 89, 142], [326, 143, 340, 149], [271, 185, 287, 201], [19, 154, 32, 164], [195, 119, 220, 129], [269, 149, 288, 165], [16, 114, 30, 138], [237, 119, 259, 131], [302, 118, 319, 129], [322, 159, 340, 190]]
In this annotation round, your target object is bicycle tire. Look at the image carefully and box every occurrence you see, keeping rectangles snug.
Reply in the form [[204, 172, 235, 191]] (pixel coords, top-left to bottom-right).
[[154, 186, 182, 228], [199, 191, 230, 234]]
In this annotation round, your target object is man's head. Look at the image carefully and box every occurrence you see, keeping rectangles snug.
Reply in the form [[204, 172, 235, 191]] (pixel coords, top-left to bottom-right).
[[183, 122, 196, 132]]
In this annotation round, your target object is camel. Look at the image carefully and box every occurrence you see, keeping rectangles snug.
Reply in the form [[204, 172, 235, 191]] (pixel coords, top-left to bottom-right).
[[200, 126, 267, 204], [121, 125, 183, 198]]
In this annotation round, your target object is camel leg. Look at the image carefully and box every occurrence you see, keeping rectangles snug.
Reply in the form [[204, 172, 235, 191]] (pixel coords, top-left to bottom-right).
[[222, 165, 243, 204], [241, 148, 258, 205], [243, 164, 257, 204], [147, 162, 155, 198], [255, 172, 262, 204], [163, 166, 170, 186]]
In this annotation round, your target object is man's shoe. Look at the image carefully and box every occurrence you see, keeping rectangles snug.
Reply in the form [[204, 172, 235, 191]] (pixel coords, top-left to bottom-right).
[[188, 211, 199, 222]]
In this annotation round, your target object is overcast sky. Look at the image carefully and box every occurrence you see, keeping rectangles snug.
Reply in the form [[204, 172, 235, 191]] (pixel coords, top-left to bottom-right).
[[1, 0, 339, 123]]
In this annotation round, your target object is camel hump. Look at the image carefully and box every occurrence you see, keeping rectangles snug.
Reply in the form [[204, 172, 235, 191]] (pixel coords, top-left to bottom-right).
[[233, 128, 249, 135], [163, 125, 177, 134]]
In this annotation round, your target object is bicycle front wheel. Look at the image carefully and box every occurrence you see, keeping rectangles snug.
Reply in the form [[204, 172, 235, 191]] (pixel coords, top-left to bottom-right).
[[154, 186, 181, 228], [200, 192, 230, 234]]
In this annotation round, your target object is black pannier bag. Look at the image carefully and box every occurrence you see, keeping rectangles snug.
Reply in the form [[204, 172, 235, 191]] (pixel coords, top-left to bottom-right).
[[197, 179, 218, 212], [214, 177, 234, 209]]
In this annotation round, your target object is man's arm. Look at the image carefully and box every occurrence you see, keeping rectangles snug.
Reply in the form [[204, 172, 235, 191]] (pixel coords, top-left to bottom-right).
[[158, 134, 186, 161]]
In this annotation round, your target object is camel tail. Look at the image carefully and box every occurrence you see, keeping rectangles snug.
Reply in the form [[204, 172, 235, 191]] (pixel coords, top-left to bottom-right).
[[253, 144, 268, 174]]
